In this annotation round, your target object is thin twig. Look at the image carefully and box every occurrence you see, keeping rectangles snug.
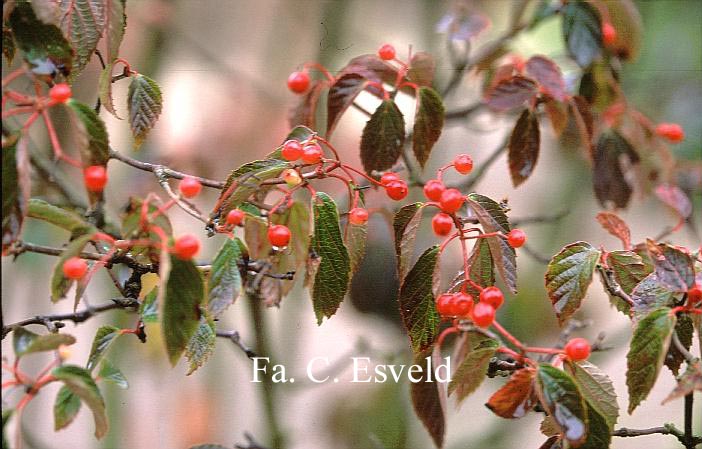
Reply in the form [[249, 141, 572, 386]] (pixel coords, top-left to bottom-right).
[[596, 265, 635, 307], [153, 166, 210, 224], [613, 422, 701, 447], [215, 330, 256, 359], [456, 136, 509, 191], [672, 332, 697, 365]]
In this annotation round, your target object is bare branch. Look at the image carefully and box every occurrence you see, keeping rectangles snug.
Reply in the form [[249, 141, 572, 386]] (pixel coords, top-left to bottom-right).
[[216, 330, 256, 359]]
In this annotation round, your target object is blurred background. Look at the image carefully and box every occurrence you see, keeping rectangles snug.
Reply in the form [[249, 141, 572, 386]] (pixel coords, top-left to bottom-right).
[[2, 1, 701, 448]]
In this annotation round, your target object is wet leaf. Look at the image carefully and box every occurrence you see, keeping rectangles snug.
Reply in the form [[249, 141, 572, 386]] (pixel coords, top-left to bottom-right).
[[562, 1, 602, 68], [536, 364, 588, 446], [326, 74, 369, 136], [449, 331, 499, 403], [486, 367, 538, 419], [412, 86, 445, 168], [484, 75, 538, 111], [508, 108, 540, 187], [52, 365, 107, 438], [399, 245, 440, 353], [128, 74, 163, 149], [360, 100, 405, 174]]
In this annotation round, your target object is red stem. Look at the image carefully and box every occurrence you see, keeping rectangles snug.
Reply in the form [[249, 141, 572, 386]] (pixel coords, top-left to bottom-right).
[[491, 320, 525, 351]]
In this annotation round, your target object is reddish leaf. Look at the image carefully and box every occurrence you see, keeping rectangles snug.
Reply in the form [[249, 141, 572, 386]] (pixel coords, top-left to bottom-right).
[[484, 75, 538, 111], [338, 54, 398, 97], [595, 212, 631, 249], [662, 360, 702, 405], [408, 52, 435, 87], [655, 183, 692, 219], [508, 109, 541, 187], [592, 130, 639, 209], [410, 347, 446, 448], [360, 100, 405, 174], [646, 240, 695, 292], [525, 55, 566, 101], [326, 74, 369, 137], [544, 97, 568, 137], [412, 87, 445, 168], [569, 96, 594, 150], [288, 80, 324, 130], [486, 367, 538, 418]]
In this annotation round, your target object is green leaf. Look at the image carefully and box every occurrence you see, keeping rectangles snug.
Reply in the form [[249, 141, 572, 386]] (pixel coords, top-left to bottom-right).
[[9, 1, 73, 77], [121, 197, 173, 264], [626, 307, 676, 413], [407, 52, 436, 87], [485, 367, 538, 419], [87, 326, 121, 371], [310, 193, 350, 324], [646, 240, 695, 292], [631, 273, 676, 320], [399, 245, 440, 352], [579, 402, 612, 449], [288, 80, 324, 130], [3, 27, 16, 64], [525, 55, 566, 101], [412, 86, 444, 168], [593, 130, 639, 209], [484, 75, 538, 111], [564, 360, 619, 430], [345, 217, 367, 276], [326, 73, 369, 136], [207, 238, 243, 318], [57, 0, 105, 76], [12, 327, 76, 357], [448, 332, 499, 402], [2, 134, 28, 254], [665, 314, 693, 376], [360, 100, 406, 174], [393, 203, 424, 284], [51, 365, 108, 439], [545, 241, 600, 324], [271, 201, 311, 296], [449, 238, 495, 297], [27, 198, 95, 235], [465, 193, 517, 293], [50, 233, 94, 302], [54, 386, 81, 431], [562, 1, 602, 68], [409, 347, 445, 448], [161, 255, 204, 366], [608, 250, 649, 295], [139, 287, 159, 323], [128, 74, 163, 149], [185, 314, 216, 375], [97, 358, 128, 389], [66, 99, 110, 167], [98, 63, 121, 118], [104, 0, 126, 63], [508, 108, 540, 187], [536, 364, 588, 446]]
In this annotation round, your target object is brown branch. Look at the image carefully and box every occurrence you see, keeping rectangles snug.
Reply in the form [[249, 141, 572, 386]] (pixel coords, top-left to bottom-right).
[[152, 166, 210, 224], [596, 264, 635, 306], [216, 330, 256, 359], [613, 422, 701, 447]]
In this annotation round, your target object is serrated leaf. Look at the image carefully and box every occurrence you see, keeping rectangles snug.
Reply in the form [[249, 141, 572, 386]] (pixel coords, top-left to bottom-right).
[[646, 240, 694, 292], [98, 63, 121, 118], [536, 364, 588, 446], [393, 202, 424, 284], [97, 358, 128, 389], [626, 307, 676, 413], [58, 0, 105, 76], [486, 367, 538, 419], [665, 314, 693, 375], [449, 238, 495, 297], [103, 0, 126, 63], [465, 193, 517, 293], [52, 365, 107, 439], [579, 402, 612, 449], [631, 273, 676, 320], [27, 198, 95, 235], [608, 251, 648, 295], [448, 332, 499, 402], [655, 183, 692, 219], [412, 86, 444, 168], [161, 255, 204, 366], [360, 100, 405, 174], [593, 129, 639, 210], [9, 1, 73, 76], [310, 192, 350, 324], [408, 52, 436, 86], [185, 314, 216, 375], [662, 360, 702, 405], [87, 326, 121, 371], [508, 108, 540, 187], [484, 75, 538, 111], [66, 99, 109, 167], [288, 79, 324, 130], [564, 361, 619, 429], [595, 212, 630, 249], [54, 386, 81, 431], [207, 238, 243, 317], [271, 201, 311, 296], [128, 74, 163, 149], [12, 327, 76, 357], [50, 233, 94, 302], [545, 241, 601, 324], [525, 55, 566, 101], [345, 221, 367, 276], [139, 287, 158, 322], [399, 245, 440, 352], [562, 1, 602, 68], [326, 74, 369, 137], [410, 347, 445, 448], [2, 134, 29, 254]]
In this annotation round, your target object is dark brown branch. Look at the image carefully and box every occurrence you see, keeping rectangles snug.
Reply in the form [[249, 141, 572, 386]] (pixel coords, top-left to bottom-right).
[[152, 166, 210, 224], [613, 423, 701, 447], [596, 265, 635, 306], [216, 330, 256, 359]]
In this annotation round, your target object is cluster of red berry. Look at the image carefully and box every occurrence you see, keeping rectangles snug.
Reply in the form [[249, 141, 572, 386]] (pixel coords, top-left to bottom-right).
[[435, 286, 505, 328]]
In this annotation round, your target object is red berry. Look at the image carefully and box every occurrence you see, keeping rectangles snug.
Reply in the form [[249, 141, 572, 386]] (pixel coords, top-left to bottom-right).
[[378, 44, 396, 61], [454, 292, 474, 317], [179, 176, 202, 198], [602, 22, 617, 46], [688, 285, 702, 306], [471, 302, 495, 328], [287, 71, 310, 94], [453, 154, 474, 175], [655, 123, 685, 143], [423, 179, 446, 202], [507, 229, 527, 248], [564, 338, 591, 361], [431, 213, 453, 236], [226, 209, 245, 226], [436, 293, 457, 317], [49, 83, 72, 103], [301, 143, 323, 164], [385, 180, 408, 201], [439, 188, 464, 213], [380, 172, 400, 186], [479, 286, 504, 310], [84, 165, 108, 192], [62, 257, 87, 280], [349, 207, 369, 225], [281, 140, 303, 161], [268, 224, 291, 247], [173, 234, 200, 260]]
